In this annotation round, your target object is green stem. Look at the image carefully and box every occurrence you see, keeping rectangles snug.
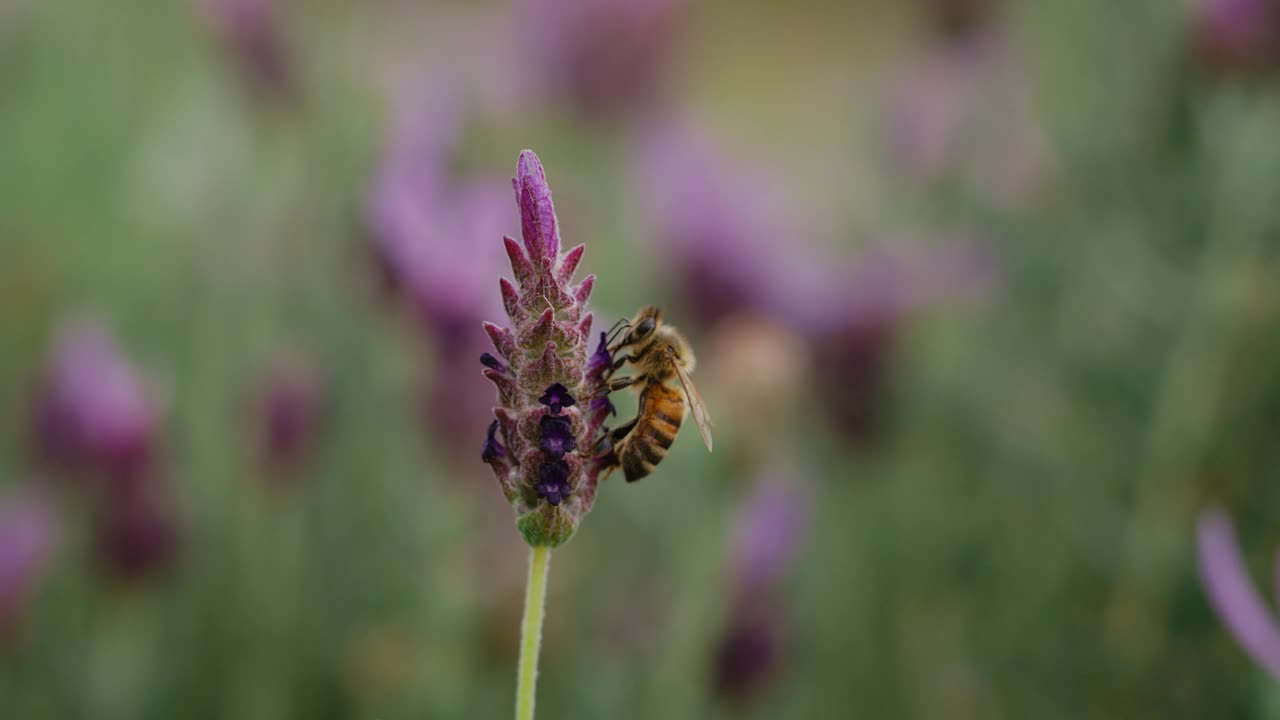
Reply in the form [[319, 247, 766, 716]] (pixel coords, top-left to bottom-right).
[[516, 545, 551, 720]]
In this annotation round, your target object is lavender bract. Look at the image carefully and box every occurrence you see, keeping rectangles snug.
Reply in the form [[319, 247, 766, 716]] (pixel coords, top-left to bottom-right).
[[1196, 506, 1280, 679], [481, 150, 605, 548]]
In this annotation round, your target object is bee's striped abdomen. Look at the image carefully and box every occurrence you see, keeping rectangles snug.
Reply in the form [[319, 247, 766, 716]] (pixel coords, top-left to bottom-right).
[[620, 383, 685, 482]]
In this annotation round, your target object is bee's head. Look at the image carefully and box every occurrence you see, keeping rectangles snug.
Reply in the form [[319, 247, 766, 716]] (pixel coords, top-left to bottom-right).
[[630, 306, 662, 340], [612, 306, 663, 350]]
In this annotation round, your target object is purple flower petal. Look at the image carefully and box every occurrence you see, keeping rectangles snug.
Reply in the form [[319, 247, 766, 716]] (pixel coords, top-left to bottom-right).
[[538, 383, 576, 414], [482, 420, 507, 463], [538, 414, 577, 458], [1197, 507, 1280, 680], [536, 460, 572, 506]]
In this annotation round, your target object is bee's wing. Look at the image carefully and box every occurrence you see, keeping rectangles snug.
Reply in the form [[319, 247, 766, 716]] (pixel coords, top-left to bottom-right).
[[668, 348, 713, 452]]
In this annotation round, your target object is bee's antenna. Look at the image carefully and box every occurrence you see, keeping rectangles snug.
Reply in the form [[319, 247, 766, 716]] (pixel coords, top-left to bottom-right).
[[606, 318, 631, 345]]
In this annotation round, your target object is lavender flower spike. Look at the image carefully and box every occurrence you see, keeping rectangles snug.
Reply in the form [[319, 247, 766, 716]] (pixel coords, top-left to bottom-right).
[[1196, 506, 1280, 679], [482, 150, 603, 547]]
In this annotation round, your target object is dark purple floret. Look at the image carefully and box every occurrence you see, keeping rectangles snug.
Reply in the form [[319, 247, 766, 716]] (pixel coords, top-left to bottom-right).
[[536, 461, 572, 506], [584, 331, 617, 421], [482, 420, 507, 463], [591, 394, 616, 418], [538, 383, 576, 414], [539, 460, 570, 485], [586, 331, 612, 377], [539, 414, 577, 458], [480, 352, 506, 373]]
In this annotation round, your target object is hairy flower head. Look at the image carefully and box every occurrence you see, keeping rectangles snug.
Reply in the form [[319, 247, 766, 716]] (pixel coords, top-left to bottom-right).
[[482, 150, 605, 547]]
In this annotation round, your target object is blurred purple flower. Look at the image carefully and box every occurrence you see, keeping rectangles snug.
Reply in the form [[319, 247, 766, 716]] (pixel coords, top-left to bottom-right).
[[95, 480, 180, 582], [791, 243, 996, 445], [730, 474, 809, 594], [0, 489, 59, 642], [713, 472, 809, 705], [255, 350, 326, 478], [1196, 507, 1280, 679], [924, 0, 999, 40], [520, 0, 685, 119], [30, 317, 160, 482], [366, 82, 515, 453], [197, 0, 295, 103], [1191, 0, 1280, 72], [887, 30, 1049, 206], [366, 83, 462, 305], [633, 121, 790, 331]]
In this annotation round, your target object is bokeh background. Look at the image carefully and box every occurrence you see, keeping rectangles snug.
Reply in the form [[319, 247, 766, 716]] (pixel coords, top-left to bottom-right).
[[4, 0, 1280, 717]]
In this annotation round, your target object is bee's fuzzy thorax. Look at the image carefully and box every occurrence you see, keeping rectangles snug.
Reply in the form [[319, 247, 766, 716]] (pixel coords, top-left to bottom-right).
[[480, 150, 608, 548]]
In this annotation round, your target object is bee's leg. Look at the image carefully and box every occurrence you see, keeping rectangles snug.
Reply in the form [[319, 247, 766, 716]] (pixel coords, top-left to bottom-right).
[[603, 354, 636, 379], [609, 416, 639, 442], [607, 376, 640, 392], [594, 375, 640, 398]]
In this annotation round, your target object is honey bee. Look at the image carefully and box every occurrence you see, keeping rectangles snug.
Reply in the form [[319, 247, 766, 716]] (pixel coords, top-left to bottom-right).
[[599, 306, 713, 482]]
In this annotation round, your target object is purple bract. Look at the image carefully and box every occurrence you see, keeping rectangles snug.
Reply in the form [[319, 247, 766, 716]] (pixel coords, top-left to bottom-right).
[[1197, 507, 1280, 679]]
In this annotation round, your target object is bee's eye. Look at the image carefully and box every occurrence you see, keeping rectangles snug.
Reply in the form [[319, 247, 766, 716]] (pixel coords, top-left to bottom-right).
[[635, 318, 656, 337]]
